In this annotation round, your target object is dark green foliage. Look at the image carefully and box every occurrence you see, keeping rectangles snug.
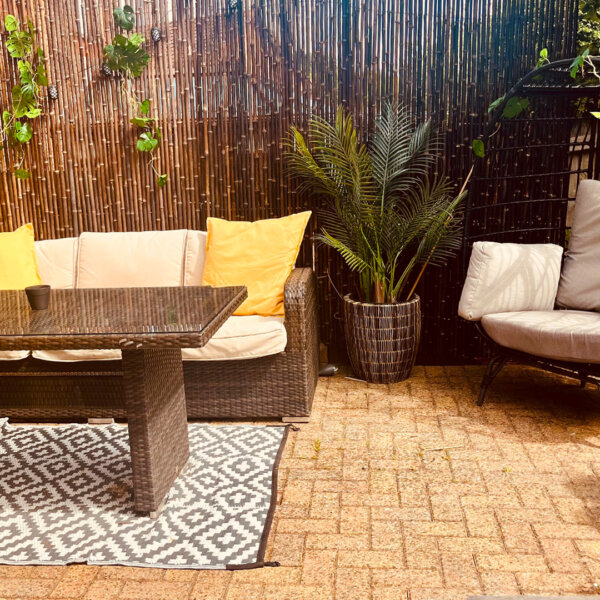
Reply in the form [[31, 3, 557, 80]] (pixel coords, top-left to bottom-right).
[[579, 0, 600, 53], [288, 104, 464, 304]]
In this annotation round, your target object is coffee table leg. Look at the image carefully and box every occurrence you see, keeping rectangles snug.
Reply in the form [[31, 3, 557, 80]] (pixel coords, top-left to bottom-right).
[[121, 348, 189, 516]]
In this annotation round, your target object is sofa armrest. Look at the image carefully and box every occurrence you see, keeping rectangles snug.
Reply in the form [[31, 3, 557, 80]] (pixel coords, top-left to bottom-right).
[[458, 241, 563, 321], [283, 268, 319, 355]]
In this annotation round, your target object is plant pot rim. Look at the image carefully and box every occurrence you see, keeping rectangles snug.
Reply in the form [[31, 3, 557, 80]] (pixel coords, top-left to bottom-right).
[[343, 293, 420, 308]]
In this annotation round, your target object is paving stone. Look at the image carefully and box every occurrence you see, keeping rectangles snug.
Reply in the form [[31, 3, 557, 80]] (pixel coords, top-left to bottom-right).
[[1, 369, 599, 599]]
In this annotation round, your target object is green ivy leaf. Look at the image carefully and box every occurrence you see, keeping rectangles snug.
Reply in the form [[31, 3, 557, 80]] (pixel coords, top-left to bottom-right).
[[128, 33, 145, 47], [157, 174, 168, 187], [14, 168, 30, 180], [6, 30, 33, 58], [14, 121, 33, 143], [103, 35, 149, 77], [113, 5, 135, 31], [502, 96, 530, 119], [35, 63, 48, 86], [25, 107, 42, 119], [130, 116, 154, 128], [488, 95, 505, 113], [472, 139, 485, 158], [536, 48, 549, 68], [12, 84, 36, 118], [4, 15, 18, 32], [136, 132, 158, 152], [140, 99, 150, 115], [2, 111, 11, 125], [591, 112, 600, 119]]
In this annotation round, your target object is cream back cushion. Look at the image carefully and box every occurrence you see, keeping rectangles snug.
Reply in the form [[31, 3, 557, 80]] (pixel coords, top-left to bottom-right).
[[458, 241, 563, 321], [184, 230, 208, 286], [556, 179, 600, 311], [77, 230, 188, 288], [35, 238, 78, 288]]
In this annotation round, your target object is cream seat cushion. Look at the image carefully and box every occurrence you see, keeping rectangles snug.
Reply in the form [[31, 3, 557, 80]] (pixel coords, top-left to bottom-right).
[[77, 230, 188, 288], [557, 179, 600, 312], [459, 242, 563, 321], [33, 316, 287, 363], [481, 310, 600, 364], [0, 351, 29, 361], [182, 315, 287, 361]]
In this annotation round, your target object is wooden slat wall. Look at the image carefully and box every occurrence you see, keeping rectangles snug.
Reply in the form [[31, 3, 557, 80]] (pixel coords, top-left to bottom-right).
[[0, 0, 579, 363]]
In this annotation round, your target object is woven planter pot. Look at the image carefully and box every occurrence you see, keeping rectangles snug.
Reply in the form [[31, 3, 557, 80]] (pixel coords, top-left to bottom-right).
[[343, 294, 421, 384]]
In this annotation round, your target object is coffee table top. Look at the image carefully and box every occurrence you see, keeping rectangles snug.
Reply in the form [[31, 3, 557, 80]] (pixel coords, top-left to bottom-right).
[[0, 286, 247, 351]]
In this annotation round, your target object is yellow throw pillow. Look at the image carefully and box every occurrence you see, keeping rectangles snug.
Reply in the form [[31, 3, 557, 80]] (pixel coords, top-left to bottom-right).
[[202, 212, 311, 316], [0, 223, 42, 290]]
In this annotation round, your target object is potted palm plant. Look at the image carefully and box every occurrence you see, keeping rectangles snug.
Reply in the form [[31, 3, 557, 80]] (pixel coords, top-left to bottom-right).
[[287, 103, 465, 383]]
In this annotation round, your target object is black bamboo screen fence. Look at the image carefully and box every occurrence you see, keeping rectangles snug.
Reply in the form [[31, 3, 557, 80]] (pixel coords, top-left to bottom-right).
[[0, 0, 581, 363]]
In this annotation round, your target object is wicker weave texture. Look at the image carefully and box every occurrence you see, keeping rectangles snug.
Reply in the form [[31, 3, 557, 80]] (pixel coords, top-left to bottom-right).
[[0, 269, 319, 421], [122, 348, 189, 513], [343, 295, 421, 384]]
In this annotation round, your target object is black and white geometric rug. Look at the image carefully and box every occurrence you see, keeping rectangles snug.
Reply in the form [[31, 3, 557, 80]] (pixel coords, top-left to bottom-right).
[[0, 418, 288, 569]]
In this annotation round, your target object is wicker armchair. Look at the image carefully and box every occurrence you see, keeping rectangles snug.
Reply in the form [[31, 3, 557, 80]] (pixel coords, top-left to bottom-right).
[[0, 268, 319, 422]]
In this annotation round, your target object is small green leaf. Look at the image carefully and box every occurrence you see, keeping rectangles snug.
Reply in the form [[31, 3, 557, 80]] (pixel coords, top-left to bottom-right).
[[488, 95, 505, 113], [591, 112, 600, 119], [6, 30, 33, 58], [14, 121, 33, 143], [140, 99, 150, 115], [25, 107, 42, 119], [157, 174, 168, 187], [472, 139, 485, 158], [14, 168, 30, 180], [2, 111, 11, 125], [4, 15, 18, 32], [130, 116, 154, 128], [35, 63, 48, 86], [113, 5, 135, 30], [536, 47, 549, 68], [502, 96, 530, 119], [136, 132, 158, 152], [128, 33, 145, 47]]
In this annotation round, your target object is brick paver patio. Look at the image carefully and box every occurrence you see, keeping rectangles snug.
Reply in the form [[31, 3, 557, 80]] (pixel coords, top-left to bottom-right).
[[2, 365, 600, 599]]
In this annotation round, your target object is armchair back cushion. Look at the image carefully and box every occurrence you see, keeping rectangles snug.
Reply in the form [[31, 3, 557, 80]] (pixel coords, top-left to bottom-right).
[[459, 241, 563, 321], [556, 179, 600, 312], [77, 230, 188, 288]]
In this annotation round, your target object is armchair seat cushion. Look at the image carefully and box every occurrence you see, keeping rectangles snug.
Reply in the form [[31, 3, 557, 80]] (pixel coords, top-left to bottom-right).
[[481, 310, 600, 364], [31, 316, 287, 363]]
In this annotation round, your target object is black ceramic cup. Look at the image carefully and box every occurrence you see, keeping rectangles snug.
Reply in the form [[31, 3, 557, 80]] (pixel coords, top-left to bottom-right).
[[25, 285, 51, 310]]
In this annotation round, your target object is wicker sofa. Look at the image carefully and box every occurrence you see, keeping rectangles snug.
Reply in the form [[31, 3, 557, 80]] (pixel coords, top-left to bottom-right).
[[459, 179, 600, 404], [0, 230, 319, 422]]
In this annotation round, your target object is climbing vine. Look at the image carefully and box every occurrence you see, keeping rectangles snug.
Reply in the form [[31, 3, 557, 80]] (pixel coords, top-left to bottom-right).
[[103, 5, 167, 188], [1, 15, 48, 180], [472, 48, 600, 158]]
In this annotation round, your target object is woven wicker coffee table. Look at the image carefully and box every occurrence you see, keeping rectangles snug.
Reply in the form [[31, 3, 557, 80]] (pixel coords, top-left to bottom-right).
[[0, 286, 247, 517]]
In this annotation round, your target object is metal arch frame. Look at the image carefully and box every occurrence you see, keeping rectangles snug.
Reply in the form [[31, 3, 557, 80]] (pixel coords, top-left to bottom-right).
[[461, 57, 600, 404]]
